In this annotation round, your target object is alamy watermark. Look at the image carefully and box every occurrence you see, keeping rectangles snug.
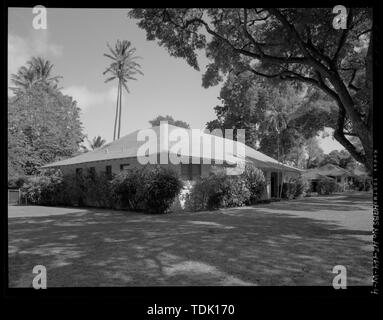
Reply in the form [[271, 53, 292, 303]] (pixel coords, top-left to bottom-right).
[[332, 5, 348, 30], [332, 265, 347, 289], [32, 5, 47, 30], [32, 265, 47, 289], [135, 122, 246, 173]]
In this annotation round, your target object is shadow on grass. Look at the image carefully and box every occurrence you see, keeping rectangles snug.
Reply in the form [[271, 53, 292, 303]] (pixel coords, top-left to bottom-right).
[[8, 193, 372, 287]]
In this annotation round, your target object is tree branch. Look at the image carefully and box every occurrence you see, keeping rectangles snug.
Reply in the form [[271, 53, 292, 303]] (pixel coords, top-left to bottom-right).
[[333, 104, 366, 165], [344, 132, 358, 137], [242, 8, 264, 54], [357, 29, 371, 38], [347, 68, 361, 91], [267, 8, 333, 77], [168, 14, 309, 65]]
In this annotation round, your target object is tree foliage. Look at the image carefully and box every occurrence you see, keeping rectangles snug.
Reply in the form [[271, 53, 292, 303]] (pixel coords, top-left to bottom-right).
[[319, 149, 357, 169], [149, 115, 190, 128], [89, 136, 107, 150], [8, 83, 85, 177], [205, 72, 335, 166], [129, 8, 373, 172], [10, 57, 62, 94]]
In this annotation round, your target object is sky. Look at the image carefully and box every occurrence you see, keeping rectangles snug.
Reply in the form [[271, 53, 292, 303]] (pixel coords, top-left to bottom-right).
[[8, 7, 344, 153]]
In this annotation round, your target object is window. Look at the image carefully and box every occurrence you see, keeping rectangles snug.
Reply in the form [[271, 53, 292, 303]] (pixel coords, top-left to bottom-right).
[[105, 165, 112, 179], [89, 167, 96, 180], [75, 168, 83, 178], [120, 163, 130, 171]]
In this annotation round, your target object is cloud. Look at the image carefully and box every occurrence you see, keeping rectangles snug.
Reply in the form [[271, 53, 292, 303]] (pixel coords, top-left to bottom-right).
[[317, 127, 344, 154], [62, 86, 123, 111], [8, 32, 63, 79]]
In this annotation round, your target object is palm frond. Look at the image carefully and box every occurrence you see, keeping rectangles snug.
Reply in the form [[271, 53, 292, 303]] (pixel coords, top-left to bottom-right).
[[104, 76, 117, 83]]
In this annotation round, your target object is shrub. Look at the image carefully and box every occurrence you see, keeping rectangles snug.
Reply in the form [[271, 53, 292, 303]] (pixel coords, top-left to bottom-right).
[[281, 181, 295, 200], [316, 178, 338, 195], [8, 173, 28, 189], [82, 170, 113, 208], [20, 169, 64, 205], [350, 177, 372, 191], [59, 173, 87, 206], [110, 165, 183, 214], [183, 176, 217, 211], [242, 164, 266, 203], [184, 172, 251, 211], [281, 175, 309, 200], [222, 175, 251, 208], [110, 167, 143, 210], [20, 169, 114, 207], [141, 166, 184, 213], [292, 175, 309, 198]]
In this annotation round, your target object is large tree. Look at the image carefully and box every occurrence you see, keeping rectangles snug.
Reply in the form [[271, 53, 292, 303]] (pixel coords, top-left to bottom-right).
[[129, 8, 373, 172], [8, 82, 84, 176], [206, 72, 336, 163]]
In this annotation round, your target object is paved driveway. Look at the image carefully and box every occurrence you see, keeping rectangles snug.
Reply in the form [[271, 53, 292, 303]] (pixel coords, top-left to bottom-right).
[[8, 192, 373, 287]]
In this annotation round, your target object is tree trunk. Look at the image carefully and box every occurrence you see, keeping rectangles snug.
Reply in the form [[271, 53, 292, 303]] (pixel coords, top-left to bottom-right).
[[328, 38, 373, 174], [277, 134, 280, 198], [113, 83, 120, 141], [117, 81, 122, 139]]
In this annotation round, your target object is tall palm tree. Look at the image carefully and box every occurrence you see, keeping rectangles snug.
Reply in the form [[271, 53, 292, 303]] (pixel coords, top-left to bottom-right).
[[103, 40, 143, 141], [89, 135, 106, 150], [10, 57, 62, 93], [265, 107, 288, 198]]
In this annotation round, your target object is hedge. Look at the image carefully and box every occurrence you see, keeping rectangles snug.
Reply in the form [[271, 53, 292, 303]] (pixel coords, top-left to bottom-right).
[[184, 173, 251, 211], [111, 166, 183, 213], [315, 178, 338, 195], [20, 166, 183, 214], [243, 164, 266, 203], [20, 169, 64, 205], [282, 176, 309, 200], [184, 165, 266, 211]]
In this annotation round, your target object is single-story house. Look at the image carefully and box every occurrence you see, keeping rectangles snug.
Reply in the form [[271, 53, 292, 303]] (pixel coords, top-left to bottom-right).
[[43, 123, 303, 199], [303, 163, 353, 192]]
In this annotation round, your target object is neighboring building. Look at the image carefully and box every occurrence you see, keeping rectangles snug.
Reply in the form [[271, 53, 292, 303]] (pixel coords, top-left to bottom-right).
[[303, 163, 353, 192], [42, 124, 302, 199]]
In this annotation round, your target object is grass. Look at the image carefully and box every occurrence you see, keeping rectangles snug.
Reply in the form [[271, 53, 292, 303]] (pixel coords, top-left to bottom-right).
[[8, 192, 372, 287]]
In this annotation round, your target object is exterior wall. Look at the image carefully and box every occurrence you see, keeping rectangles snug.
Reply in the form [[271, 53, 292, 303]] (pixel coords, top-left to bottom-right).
[[54, 157, 200, 179], [283, 171, 301, 181], [56, 157, 150, 176], [52, 157, 300, 202], [201, 164, 211, 177]]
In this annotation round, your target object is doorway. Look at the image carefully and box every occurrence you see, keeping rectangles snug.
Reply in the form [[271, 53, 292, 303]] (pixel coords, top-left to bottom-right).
[[270, 172, 278, 198]]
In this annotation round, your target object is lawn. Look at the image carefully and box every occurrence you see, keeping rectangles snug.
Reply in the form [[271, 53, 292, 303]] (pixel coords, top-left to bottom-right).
[[8, 192, 373, 287]]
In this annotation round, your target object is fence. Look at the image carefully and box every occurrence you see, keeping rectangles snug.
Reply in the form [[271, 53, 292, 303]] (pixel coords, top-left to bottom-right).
[[8, 189, 21, 205]]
